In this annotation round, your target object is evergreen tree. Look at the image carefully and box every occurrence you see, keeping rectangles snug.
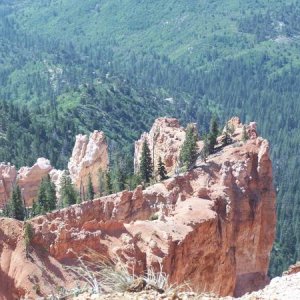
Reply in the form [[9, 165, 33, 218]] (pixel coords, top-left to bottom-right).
[[60, 172, 78, 207], [24, 222, 33, 258], [112, 167, 126, 193], [200, 136, 209, 163], [157, 156, 168, 181], [207, 116, 219, 154], [46, 176, 57, 211], [10, 185, 25, 221], [242, 125, 249, 142], [31, 200, 40, 217], [87, 173, 95, 201], [139, 140, 153, 183], [3, 200, 13, 218], [126, 174, 142, 191], [104, 171, 113, 195], [179, 124, 198, 169], [35, 175, 56, 214], [98, 169, 105, 197]]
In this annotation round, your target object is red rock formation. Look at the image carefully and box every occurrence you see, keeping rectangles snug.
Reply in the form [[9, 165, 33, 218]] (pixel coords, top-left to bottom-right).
[[0, 159, 53, 208], [0, 119, 276, 299], [283, 262, 300, 275], [0, 131, 109, 209], [68, 130, 109, 195], [134, 118, 186, 176], [0, 163, 17, 207], [18, 158, 53, 206], [0, 218, 76, 300]]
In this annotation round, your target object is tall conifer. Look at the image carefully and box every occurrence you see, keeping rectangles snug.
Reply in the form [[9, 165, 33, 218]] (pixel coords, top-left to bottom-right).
[[180, 124, 198, 169], [87, 173, 95, 201], [140, 140, 153, 183], [157, 157, 168, 181]]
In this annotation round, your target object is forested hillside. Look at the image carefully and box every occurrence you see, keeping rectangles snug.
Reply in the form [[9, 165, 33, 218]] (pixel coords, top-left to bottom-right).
[[1, 0, 300, 276]]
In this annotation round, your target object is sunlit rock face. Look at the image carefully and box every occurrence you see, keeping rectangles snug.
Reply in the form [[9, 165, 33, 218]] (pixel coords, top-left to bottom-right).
[[0, 119, 276, 299], [68, 130, 109, 195], [134, 118, 186, 176]]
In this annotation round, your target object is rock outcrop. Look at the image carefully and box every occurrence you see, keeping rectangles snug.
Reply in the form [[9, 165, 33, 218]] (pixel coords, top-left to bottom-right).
[[0, 163, 17, 207], [223, 117, 258, 141], [134, 118, 186, 176], [0, 118, 276, 299], [0, 218, 76, 300], [283, 262, 300, 275], [18, 158, 53, 206], [0, 158, 53, 208], [68, 130, 109, 195], [0, 131, 109, 209]]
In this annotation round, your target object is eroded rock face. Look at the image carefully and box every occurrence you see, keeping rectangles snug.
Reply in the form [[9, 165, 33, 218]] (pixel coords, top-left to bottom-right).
[[0, 218, 76, 300], [0, 159, 53, 208], [0, 119, 276, 299], [0, 163, 17, 207], [223, 117, 258, 141], [0, 131, 109, 209], [49, 169, 65, 203], [134, 118, 186, 176], [68, 131, 109, 195], [2, 134, 274, 298], [18, 158, 53, 206]]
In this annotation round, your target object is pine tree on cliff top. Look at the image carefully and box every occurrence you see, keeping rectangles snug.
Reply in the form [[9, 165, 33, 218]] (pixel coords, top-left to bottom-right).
[[35, 174, 57, 214], [180, 124, 198, 169], [139, 139, 153, 183], [10, 185, 25, 221], [87, 173, 95, 200], [158, 156, 168, 181], [207, 116, 219, 154], [104, 171, 113, 195], [60, 172, 78, 207]]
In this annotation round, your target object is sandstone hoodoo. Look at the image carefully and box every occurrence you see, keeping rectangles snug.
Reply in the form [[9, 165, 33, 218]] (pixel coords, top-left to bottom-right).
[[18, 158, 53, 206], [0, 118, 276, 299], [68, 130, 109, 195], [0, 131, 109, 209], [0, 163, 17, 207], [0, 158, 53, 208]]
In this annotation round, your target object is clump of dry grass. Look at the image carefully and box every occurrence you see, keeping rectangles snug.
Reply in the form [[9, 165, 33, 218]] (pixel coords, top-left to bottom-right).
[[65, 254, 134, 294], [65, 250, 172, 295]]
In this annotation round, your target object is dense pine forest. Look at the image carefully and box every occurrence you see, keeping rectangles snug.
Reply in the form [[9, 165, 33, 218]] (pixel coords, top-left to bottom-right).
[[1, 0, 300, 276]]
